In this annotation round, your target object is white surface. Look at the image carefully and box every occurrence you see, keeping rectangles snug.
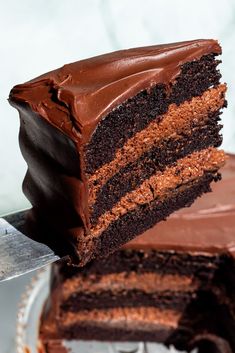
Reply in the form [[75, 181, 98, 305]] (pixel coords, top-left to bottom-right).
[[1, 1, 235, 352]]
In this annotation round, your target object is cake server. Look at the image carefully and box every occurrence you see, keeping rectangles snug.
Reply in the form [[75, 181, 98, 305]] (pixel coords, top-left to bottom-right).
[[0, 210, 60, 283]]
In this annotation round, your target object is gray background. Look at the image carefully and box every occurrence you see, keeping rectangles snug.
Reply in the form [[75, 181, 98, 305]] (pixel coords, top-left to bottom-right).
[[1, 0, 235, 352]]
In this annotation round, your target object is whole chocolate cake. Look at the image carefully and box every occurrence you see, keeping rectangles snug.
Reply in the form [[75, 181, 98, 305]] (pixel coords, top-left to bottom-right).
[[40, 155, 235, 353], [9, 39, 226, 265]]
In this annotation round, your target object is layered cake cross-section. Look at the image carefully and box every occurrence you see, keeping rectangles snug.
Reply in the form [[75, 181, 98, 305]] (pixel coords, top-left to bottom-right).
[[40, 155, 235, 353], [9, 39, 226, 265]]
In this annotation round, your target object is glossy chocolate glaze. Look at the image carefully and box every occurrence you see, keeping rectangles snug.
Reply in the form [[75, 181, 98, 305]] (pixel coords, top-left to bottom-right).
[[124, 154, 235, 256], [9, 39, 221, 145]]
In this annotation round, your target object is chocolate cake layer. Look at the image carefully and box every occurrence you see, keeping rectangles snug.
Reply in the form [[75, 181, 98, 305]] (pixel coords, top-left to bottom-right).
[[58, 251, 220, 279], [61, 290, 196, 312], [9, 40, 226, 265]]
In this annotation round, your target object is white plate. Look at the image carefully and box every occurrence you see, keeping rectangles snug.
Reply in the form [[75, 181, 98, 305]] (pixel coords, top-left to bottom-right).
[[16, 266, 183, 353]]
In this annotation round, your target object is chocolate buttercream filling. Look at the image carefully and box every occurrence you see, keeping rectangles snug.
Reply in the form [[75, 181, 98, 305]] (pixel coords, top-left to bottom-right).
[[61, 272, 198, 299], [60, 307, 181, 330]]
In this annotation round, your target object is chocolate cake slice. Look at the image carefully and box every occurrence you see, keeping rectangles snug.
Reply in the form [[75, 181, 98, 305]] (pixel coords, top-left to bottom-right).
[[9, 39, 226, 265], [40, 155, 235, 353]]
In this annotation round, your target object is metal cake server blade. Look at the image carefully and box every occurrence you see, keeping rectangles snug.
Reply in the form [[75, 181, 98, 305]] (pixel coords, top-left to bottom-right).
[[0, 210, 60, 282]]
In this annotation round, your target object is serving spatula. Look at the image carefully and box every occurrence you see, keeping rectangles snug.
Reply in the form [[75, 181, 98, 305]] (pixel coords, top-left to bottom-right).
[[0, 210, 60, 282]]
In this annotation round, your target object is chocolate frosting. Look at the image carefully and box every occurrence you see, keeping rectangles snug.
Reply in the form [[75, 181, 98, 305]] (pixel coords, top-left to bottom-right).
[[9, 39, 221, 145], [124, 154, 235, 257]]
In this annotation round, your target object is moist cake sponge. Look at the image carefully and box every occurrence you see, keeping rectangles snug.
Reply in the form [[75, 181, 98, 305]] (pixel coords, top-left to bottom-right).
[[9, 39, 226, 265]]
